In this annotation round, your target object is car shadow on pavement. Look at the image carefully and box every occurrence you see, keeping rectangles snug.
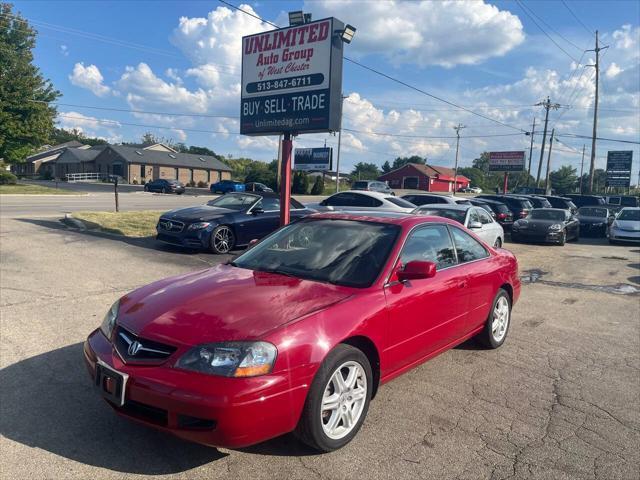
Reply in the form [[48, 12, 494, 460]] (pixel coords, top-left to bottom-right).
[[0, 343, 226, 474]]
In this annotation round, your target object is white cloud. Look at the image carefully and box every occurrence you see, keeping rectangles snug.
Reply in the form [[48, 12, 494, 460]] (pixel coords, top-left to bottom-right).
[[68, 63, 111, 97], [306, 0, 524, 67], [606, 62, 623, 78], [56, 111, 122, 143], [60, 45, 69, 57]]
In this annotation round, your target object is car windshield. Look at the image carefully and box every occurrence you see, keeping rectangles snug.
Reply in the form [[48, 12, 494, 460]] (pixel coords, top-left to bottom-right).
[[386, 197, 415, 208], [618, 209, 640, 221], [353, 181, 369, 189], [415, 207, 466, 224], [578, 207, 608, 218], [232, 219, 400, 288], [207, 193, 258, 210], [529, 210, 565, 221]]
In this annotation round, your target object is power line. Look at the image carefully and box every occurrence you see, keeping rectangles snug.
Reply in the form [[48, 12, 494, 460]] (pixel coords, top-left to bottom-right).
[[561, 0, 594, 35], [516, 0, 585, 52], [342, 128, 522, 140], [514, 0, 580, 63], [219, 0, 529, 134]]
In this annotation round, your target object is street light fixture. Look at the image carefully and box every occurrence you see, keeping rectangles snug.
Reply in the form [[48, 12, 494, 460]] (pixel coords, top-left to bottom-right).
[[288, 10, 305, 26], [340, 24, 357, 44]]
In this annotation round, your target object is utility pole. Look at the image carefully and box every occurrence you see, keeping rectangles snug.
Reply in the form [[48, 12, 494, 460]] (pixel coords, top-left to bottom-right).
[[335, 94, 348, 193], [544, 128, 555, 195], [579, 144, 586, 193], [535, 97, 560, 186], [526, 117, 536, 186], [452, 123, 465, 196], [586, 31, 608, 193]]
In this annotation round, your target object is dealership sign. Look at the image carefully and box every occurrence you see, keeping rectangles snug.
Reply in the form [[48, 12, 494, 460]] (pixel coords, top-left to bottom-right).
[[606, 150, 633, 188], [488, 151, 526, 172], [240, 18, 345, 136], [294, 147, 332, 171]]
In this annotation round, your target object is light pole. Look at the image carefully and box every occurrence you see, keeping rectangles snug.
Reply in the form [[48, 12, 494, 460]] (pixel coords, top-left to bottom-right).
[[452, 123, 465, 195], [335, 94, 348, 193]]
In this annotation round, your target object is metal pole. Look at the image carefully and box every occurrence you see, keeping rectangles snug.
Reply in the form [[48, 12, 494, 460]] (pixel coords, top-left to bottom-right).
[[526, 118, 536, 185], [503, 172, 508, 194], [335, 94, 346, 193], [536, 98, 551, 186], [579, 144, 585, 193], [588, 30, 607, 193], [279, 133, 293, 226], [276, 134, 283, 192], [453, 123, 465, 195], [114, 176, 119, 212], [544, 129, 555, 195]]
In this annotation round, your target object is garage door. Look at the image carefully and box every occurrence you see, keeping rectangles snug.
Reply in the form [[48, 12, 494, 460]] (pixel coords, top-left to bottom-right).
[[403, 177, 419, 189]]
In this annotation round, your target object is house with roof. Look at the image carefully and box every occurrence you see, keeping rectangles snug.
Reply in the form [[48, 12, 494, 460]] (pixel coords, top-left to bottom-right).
[[14, 141, 86, 176], [377, 163, 471, 192]]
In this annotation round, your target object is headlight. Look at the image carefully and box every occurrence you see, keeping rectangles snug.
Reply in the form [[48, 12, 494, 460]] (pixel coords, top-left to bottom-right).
[[548, 224, 563, 231], [176, 342, 277, 377], [188, 222, 211, 230], [100, 300, 119, 339]]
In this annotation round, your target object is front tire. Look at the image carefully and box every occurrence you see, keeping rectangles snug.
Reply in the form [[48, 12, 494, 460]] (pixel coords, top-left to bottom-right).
[[210, 225, 235, 254], [476, 289, 511, 349], [295, 344, 372, 452], [494, 237, 502, 248], [558, 230, 566, 246]]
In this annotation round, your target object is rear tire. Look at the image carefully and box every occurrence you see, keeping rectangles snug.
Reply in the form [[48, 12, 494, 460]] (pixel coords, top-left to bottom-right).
[[295, 344, 372, 452], [162, 187, 168, 194], [144, 185, 149, 192], [558, 230, 566, 246], [476, 289, 511, 349]]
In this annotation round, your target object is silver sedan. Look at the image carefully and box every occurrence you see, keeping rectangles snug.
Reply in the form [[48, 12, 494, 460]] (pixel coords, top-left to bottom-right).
[[309, 190, 416, 213]]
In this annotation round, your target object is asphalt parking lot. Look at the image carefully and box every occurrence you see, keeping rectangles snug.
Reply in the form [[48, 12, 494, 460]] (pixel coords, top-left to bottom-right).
[[1, 211, 639, 479]]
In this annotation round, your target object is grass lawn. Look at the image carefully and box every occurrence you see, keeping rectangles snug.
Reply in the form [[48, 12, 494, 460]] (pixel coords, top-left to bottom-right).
[[72, 210, 164, 237], [0, 183, 81, 195]]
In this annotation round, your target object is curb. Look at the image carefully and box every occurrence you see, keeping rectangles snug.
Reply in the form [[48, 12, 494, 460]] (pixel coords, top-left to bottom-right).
[[61, 214, 87, 230]]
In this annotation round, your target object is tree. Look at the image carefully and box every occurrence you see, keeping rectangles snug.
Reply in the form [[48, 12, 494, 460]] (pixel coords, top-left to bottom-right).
[[471, 152, 490, 172], [310, 175, 324, 195], [292, 171, 309, 194], [381, 160, 392, 173], [579, 168, 607, 194], [550, 166, 578, 194], [49, 127, 107, 146], [392, 156, 426, 170], [0, 4, 60, 163], [350, 162, 380, 180]]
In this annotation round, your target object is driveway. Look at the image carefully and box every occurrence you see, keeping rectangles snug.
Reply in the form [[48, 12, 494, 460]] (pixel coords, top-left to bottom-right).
[[0, 216, 638, 479]]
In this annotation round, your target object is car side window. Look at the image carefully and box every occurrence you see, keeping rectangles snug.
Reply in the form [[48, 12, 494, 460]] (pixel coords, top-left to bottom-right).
[[259, 197, 280, 211], [469, 209, 481, 225], [354, 194, 382, 207], [478, 209, 493, 224], [400, 225, 457, 270], [450, 227, 489, 263], [325, 193, 352, 206]]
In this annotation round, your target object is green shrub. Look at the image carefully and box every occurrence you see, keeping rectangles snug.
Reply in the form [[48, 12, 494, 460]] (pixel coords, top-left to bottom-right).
[[311, 176, 324, 195], [42, 170, 53, 180], [197, 180, 208, 188], [132, 179, 138, 185], [0, 171, 18, 185], [187, 180, 196, 187]]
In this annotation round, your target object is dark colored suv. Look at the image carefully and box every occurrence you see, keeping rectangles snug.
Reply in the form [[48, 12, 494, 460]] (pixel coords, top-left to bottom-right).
[[144, 179, 185, 194], [468, 198, 514, 227], [352, 180, 394, 195], [507, 194, 552, 208], [564, 194, 606, 208], [476, 195, 533, 220], [540, 195, 578, 213]]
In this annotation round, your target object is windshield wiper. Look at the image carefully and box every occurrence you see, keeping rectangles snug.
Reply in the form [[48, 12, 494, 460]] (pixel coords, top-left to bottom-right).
[[256, 267, 298, 278]]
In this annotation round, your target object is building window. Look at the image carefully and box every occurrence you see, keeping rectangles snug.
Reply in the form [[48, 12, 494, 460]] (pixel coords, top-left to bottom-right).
[[189, 169, 194, 182], [140, 164, 145, 177], [206, 170, 211, 183], [174, 167, 179, 179]]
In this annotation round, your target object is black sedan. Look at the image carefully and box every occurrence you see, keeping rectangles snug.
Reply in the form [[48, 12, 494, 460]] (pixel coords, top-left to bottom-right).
[[511, 208, 579, 245], [144, 179, 185, 194], [156, 192, 314, 254], [245, 182, 274, 192], [576, 206, 612, 237]]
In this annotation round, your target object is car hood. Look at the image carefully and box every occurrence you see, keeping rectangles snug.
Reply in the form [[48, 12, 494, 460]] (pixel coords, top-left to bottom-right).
[[614, 220, 640, 231], [516, 218, 563, 228], [116, 264, 354, 346], [160, 205, 236, 222]]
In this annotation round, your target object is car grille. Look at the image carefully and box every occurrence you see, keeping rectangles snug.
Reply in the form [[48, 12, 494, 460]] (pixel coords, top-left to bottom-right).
[[157, 218, 184, 232], [114, 327, 176, 364]]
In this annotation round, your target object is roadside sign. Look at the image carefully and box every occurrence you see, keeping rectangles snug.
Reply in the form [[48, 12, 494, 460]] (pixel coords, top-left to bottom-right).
[[294, 147, 332, 171], [240, 18, 345, 136], [488, 151, 526, 172], [605, 151, 633, 188]]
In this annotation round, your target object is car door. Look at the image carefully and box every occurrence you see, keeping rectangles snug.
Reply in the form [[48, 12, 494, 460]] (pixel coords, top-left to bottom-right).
[[448, 226, 495, 332], [384, 224, 469, 372], [241, 196, 281, 241], [476, 208, 500, 245]]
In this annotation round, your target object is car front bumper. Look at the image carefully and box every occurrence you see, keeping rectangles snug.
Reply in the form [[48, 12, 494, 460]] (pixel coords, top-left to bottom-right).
[[579, 222, 607, 236], [511, 228, 564, 243], [156, 226, 211, 249], [84, 329, 310, 448], [609, 228, 640, 242]]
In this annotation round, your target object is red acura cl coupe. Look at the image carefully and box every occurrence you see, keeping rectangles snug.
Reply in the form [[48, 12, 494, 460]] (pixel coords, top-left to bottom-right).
[[84, 212, 520, 452]]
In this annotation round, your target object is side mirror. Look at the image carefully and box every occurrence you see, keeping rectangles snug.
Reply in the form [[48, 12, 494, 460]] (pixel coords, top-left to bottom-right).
[[252, 207, 264, 215], [468, 221, 482, 229], [397, 261, 437, 282], [247, 238, 259, 249]]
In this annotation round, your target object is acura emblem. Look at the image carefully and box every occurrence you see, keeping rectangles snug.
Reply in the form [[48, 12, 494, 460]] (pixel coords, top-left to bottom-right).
[[128, 341, 143, 356]]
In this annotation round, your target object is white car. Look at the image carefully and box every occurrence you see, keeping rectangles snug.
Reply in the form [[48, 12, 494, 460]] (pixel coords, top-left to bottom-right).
[[401, 193, 471, 206], [414, 204, 505, 248], [469, 186, 483, 194], [309, 190, 416, 213], [608, 207, 640, 244]]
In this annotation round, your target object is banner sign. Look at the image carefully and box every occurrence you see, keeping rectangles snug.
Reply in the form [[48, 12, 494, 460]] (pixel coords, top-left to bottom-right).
[[294, 147, 332, 171], [606, 150, 633, 188], [488, 151, 526, 172], [240, 18, 344, 136]]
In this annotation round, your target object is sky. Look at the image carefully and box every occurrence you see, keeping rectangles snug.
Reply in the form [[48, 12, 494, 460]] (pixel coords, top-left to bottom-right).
[[11, 0, 640, 182]]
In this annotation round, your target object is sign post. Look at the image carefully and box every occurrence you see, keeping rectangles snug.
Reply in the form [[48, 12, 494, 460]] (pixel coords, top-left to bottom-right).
[[489, 151, 525, 194], [240, 16, 348, 225]]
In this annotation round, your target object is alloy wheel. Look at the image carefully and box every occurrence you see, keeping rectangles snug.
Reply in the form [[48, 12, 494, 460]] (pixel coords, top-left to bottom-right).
[[213, 226, 233, 253], [320, 361, 368, 440], [491, 296, 510, 343]]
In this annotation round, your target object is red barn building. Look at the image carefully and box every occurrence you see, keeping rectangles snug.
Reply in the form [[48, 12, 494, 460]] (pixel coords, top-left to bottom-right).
[[378, 163, 470, 192]]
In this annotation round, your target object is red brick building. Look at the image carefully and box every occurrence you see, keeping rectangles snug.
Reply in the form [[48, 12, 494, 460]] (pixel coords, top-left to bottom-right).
[[378, 163, 471, 192]]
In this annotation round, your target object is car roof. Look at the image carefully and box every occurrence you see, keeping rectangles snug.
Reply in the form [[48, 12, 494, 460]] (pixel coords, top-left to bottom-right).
[[224, 191, 276, 198], [620, 207, 640, 211], [531, 208, 567, 213], [415, 203, 471, 211], [331, 190, 393, 199], [308, 211, 462, 227]]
